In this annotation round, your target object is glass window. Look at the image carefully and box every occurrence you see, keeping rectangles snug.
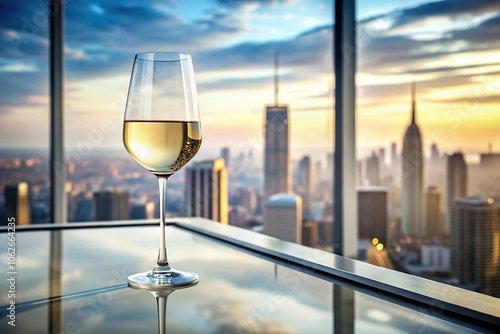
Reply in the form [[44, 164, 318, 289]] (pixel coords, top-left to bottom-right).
[[356, 0, 500, 298], [63, 0, 334, 230], [0, 0, 50, 224]]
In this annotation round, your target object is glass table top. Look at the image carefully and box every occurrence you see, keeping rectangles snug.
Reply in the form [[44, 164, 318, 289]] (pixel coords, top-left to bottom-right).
[[0, 225, 487, 333]]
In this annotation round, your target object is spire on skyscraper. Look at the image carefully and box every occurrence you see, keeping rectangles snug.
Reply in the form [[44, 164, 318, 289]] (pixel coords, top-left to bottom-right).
[[274, 49, 279, 106], [401, 80, 425, 237], [411, 81, 416, 124]]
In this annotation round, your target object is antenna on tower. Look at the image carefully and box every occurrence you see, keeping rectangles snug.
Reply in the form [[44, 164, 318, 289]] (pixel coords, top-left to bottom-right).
[[274, 49, 279, 106], [411, 81, 416, 124]]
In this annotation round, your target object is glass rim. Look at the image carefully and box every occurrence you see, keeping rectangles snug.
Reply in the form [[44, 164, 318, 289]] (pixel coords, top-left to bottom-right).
[[135, 52, 191, 62]]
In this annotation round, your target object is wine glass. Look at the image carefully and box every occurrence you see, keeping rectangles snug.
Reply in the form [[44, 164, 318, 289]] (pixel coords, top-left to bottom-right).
[[123, 52, 201, 289]]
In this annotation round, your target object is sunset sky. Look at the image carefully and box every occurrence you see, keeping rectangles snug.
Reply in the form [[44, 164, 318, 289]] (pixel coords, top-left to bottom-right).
[[1, 0, 499, 163]]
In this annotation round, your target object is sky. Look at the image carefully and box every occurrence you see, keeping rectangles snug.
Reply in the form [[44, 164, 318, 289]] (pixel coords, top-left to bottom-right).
[[0, 0, 499, 162]]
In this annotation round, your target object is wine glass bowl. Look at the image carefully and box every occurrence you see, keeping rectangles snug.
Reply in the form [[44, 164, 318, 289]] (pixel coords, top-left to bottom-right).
[[123, 52, 201, 289]]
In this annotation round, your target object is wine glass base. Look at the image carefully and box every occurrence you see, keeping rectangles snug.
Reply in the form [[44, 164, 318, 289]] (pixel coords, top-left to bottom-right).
[[128, 269, 199, 291]]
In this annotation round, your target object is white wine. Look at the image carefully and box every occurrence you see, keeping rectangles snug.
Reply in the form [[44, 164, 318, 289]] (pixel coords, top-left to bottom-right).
[[123, 120, 202, 176]]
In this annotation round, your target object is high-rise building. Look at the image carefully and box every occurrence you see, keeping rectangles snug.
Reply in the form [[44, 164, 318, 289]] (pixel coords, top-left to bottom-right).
[[238, 187, 257, 216], [390, 142, 398, 168], [451, 197, 500, 297], [480, 153, 500, 166], [264, 106, 290, 201], [327, 153, 334, 180], [426, 186, 443, 238], [302, 221, 318, 248], [401, 83, 425, 237], [446, 152, 467, 234], [421, 244, 450, 272], [366, 151, 380, 186], [75, 197, 93, 222], [358, 188, 388, 245], [357, 160, 365, 187], [427, 143, 445, 192], [185, 158, 228, 224], [93, 191, 130, 221], [3, 182, 31, 225], [315, 160, 323, 188], [298, 156, 313, 192], [298, 156, 313, 218], [130, 202, 147, 220], [430, 143, 440, 163], [221, 147, 230, 168], [317, 220, 333, 248], [379, 148, 386, 168], [264, 193, 302, 244]]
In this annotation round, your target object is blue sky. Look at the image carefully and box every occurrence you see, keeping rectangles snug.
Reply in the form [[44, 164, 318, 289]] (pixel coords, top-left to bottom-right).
[[1, 0, 499, 160]]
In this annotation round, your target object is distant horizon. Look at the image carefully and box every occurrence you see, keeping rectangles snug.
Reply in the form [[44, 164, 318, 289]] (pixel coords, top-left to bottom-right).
[[1, 144, 496, 165]]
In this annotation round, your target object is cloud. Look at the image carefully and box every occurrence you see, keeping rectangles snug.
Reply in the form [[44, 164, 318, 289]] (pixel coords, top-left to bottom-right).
[[391, 0, 500, 28], [214, 0, 294, 9], [0, 70, 48, 112], [195, 24, 332, 72], [451, 13, 500, 45], [1, 0, 500, 133], [427, 93, 500, 105], [198, 75, 277, 92], [356, 1, 500, 76]]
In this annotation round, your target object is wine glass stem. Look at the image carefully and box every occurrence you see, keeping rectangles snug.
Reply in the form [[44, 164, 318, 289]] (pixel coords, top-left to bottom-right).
[[156, 176, 170, 269], [156, 294, 168, 334]]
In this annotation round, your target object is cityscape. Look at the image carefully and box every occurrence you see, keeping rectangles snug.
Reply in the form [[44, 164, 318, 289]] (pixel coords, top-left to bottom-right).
[[1, 82, 499, 299], [1, 0, 500, 312]]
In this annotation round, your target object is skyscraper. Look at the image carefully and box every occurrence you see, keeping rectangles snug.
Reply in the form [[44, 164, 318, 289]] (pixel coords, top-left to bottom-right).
[[358, 188, 388, 245], [3, 182, 31, 225], [390, 142, 398, 169], [430, 142, 440, 163], [298, 156, 312, 218], [378, 147, 386, 168], [401, 82, 425, 237], [185, 158, 228, 224], [446, 152, 467, 234], [451, 197, 500, 297], [366, 151, 380, 186], [130, 202, 147, 220], [93, 191, 130, 221], [238, 187, 257, 216], [264, 51, 290, 201], [264, 106, 290, 200], [264, 193, 302, 243], [426, 186, 443, 238], [302, 221, 318, 248], [221, 147, 230, 168]]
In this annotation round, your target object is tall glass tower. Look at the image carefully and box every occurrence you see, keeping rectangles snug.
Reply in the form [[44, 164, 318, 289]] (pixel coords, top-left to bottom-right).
[[446, 152, 467, 234], [401, 83, 425, 237], [264, 52, 290, 201], [264, 106, 290, 201], [451, 197, 500, 297]]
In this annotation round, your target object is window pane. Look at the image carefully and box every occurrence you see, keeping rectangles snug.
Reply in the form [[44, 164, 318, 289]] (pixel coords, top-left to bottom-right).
[[0, 1, 50, 224], [64, 0, 334, 238], [357, 0, 500, 298]]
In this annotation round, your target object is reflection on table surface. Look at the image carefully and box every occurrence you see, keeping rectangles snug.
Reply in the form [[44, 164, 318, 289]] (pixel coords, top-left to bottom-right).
[[0, 226, 481, 333]]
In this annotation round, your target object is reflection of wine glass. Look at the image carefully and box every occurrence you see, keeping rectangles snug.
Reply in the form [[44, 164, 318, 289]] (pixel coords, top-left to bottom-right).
[[123, 52, 201, 289], [129, 281, 198, 334]]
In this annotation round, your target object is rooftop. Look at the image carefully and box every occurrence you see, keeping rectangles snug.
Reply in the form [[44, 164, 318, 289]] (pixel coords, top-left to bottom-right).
[[267, 193, 302, 206]]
